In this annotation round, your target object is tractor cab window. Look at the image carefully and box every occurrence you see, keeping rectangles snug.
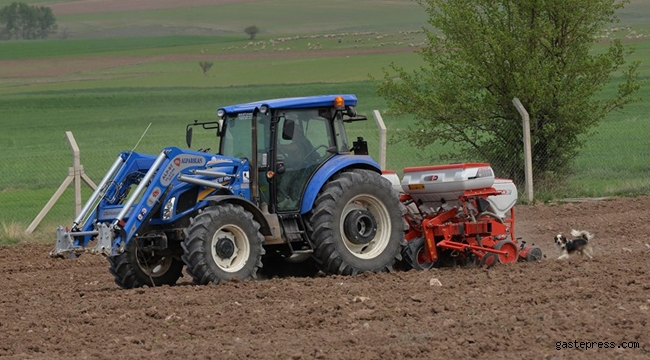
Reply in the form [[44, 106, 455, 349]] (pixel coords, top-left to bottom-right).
[[220, 112, 272, 203], [333, 118, 351, 153], [276, 109, 333, 212], [277, 111, 331, 166], [221, 113, 271, 160], [221, 114, 252, 159]]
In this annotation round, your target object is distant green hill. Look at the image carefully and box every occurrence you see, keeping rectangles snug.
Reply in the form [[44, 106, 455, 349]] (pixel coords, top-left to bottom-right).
[[0, 0, 644, 40]]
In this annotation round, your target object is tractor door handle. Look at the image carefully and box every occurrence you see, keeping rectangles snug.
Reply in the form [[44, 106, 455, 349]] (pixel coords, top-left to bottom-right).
[[276, 161, 286, 174]]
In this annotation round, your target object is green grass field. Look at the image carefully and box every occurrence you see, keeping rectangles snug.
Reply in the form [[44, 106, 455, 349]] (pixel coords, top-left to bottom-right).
[[0, 0, 648, 243]]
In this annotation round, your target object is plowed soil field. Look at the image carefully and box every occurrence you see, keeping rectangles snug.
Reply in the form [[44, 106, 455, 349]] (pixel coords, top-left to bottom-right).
[[1, 196, 649, 359]]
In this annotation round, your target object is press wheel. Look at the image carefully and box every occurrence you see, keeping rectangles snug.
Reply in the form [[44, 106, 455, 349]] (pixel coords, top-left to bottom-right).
[[479, 252, 499, 268], [494, 240, 518, 264]]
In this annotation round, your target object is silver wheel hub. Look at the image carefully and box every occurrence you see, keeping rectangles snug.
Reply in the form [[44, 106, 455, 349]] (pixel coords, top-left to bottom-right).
[[137, 251, 173, 277], [339, 194, 391, 260], [210, 225, 250, 272]]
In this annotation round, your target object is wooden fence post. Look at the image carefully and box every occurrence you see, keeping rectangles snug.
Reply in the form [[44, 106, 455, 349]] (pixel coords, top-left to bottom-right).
[[26, 132, 97, 234]]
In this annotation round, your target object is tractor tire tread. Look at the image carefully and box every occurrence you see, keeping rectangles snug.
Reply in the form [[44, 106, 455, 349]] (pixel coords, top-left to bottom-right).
[[306, 169, 407, 276], [107, 241, 183, 289], [181, 203, 265, 285]]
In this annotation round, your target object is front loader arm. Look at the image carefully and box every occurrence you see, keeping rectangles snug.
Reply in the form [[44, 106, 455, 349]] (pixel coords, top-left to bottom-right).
[[52, 147, 247, 258]]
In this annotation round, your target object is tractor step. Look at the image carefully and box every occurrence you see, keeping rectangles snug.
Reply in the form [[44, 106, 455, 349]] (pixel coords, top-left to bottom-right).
[[278, 214, 314, 255], [284, 230, 306, 237]]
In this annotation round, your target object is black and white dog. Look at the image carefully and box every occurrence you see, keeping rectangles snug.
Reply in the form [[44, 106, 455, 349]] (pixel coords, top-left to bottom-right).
[[554, 230, 594, 260]]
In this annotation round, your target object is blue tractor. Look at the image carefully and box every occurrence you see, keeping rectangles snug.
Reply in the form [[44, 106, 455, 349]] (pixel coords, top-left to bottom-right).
[[52, 94, 407, 288]]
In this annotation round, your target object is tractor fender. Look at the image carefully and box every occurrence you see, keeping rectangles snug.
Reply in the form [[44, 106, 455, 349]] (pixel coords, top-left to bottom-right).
[[202, 195, 273, 236], [300, 155, 381, 214]]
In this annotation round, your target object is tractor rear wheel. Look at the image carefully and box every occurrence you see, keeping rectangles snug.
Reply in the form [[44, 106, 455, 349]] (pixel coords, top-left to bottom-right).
[[182, 204, 265, 285], [307, 169, 406, 275], [108, 240, 184, 289]]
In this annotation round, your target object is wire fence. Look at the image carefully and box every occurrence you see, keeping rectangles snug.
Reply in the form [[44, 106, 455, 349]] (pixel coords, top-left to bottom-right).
[[353, 109, 650, 200], [1, 109, 647, 228]]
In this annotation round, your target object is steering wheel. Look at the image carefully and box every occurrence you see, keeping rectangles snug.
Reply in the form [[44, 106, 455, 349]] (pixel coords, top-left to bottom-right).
[[296, 144, 328, 169]]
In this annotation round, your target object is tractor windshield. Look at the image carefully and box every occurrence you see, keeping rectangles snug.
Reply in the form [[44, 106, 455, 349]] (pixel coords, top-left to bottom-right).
[[220, 112, 271, 160]]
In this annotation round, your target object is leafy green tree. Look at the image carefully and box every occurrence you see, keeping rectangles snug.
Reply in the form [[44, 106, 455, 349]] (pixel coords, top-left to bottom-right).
[[199, 60, 213, 76], [375, 0, 641, 184], [0, 2, 57, 40], [244, 25, 260, 40]]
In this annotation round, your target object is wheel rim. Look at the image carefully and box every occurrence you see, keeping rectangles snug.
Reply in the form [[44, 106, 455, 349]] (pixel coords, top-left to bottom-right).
[[480, 253, 499, 268], [415, 244, 435, 270], [339, 194, 391, 260], [210, 224, 250, 272], [495, 240, 518, 264], [343, 209, 377, 245], [136, 249, 173, 277]]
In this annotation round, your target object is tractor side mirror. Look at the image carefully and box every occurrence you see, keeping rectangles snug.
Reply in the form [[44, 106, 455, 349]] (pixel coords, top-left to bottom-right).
[[346, 106, 357, 118], [282, 119, 295, 140], [186, 126, 193, 148]]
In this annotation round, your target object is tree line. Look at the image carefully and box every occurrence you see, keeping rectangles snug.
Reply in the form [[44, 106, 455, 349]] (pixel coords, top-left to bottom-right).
[[0, 2, 57, 40]]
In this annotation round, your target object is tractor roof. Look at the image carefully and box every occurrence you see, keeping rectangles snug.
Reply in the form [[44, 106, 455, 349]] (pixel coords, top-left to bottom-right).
[[217, 94, 358, 115]]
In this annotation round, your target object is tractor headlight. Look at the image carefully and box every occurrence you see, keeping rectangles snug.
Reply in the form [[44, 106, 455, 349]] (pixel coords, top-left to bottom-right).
[[259, 104, 269, 114], [217, 109, 226, 119], [162, 197, 176, 220]]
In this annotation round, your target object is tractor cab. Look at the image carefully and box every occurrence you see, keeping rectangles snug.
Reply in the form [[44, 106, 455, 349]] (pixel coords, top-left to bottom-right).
[[212, 95, 368, 215]]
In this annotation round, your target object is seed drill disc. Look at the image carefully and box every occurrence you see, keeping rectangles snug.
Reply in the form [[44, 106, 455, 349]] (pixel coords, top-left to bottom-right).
[[479, 253, 499, 269], [526, 246, 543, 262]]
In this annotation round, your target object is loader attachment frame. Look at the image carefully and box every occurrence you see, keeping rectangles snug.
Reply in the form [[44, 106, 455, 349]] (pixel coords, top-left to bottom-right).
[[51, 146, 247, 258]]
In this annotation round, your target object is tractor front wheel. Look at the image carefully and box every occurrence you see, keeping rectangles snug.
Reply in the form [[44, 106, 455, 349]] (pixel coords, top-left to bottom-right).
[[182, 204, 265, 285], [108, 240, 184, 289], [307, 169, 406, 275]]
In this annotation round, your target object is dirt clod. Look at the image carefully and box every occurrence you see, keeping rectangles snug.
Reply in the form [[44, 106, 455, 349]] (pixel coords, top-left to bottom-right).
[[1, 196, 650, 359]]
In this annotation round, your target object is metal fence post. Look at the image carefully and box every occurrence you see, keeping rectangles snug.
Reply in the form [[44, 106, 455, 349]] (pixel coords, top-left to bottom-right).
[[372, 110, 387, 170]]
